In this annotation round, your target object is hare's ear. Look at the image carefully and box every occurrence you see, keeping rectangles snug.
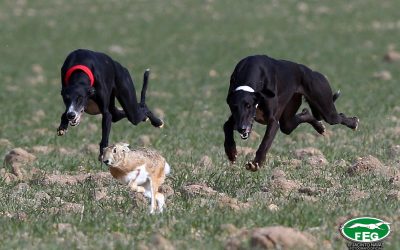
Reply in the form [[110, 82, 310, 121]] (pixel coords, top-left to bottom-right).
[[120, 143, 130, 152]]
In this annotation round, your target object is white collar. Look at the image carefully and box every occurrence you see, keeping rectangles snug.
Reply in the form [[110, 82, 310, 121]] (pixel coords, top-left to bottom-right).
[[234, 85, 255, 93]]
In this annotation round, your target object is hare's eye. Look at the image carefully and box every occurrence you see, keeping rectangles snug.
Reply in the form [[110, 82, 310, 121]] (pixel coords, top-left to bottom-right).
[[113, 148, 117, 154]]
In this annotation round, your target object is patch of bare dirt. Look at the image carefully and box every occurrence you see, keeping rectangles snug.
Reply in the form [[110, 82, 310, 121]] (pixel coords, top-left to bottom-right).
[[149, 233, 175, 250], [267, 204, 279, 212], [58, 147, 78, 156], [387, 190, 400, 201], [389, 145, 400, 159], [54, 223, 74, 234], [3, 149, 42, 181], [384, 49, 400, 62], [137, 135, 151, 147], [182, 184, 250, 211], [225, 226, 316, 250], [294, 147, 328, 166], [30, 145, 54, 154], [182, 184, 218, 197], [389, 173, 400, 188], [48, 202, 84, 214], [0, 211, 28, 221], [0, 168, 19, 183], [84, 144, 98, 154], [130, 192, 149, 209], [270, 169, 302, 195], [199, 155, 213, 167], [373, 70, 392, 81], [159, 184, 174, 198], [347, 155, 392, 177], [349, 189, 370, 202], [42, 172, 112, 186], [0, 138, 12, 147], [93, 187, 108, 201], [4, 148, 36, 167]]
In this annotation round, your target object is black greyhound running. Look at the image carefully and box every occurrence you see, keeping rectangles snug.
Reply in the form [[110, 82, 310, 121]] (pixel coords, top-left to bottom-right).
[[57, 49, 163, 160], [224, 55, 359, 171]]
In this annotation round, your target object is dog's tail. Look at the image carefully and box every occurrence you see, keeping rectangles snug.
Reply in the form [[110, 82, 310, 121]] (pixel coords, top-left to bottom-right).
[[140, 69, 150, 105], [333, 89, 341, 102]]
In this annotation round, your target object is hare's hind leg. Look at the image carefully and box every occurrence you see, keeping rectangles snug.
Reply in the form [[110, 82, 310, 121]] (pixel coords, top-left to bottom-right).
[[155, 193, 165, 212]]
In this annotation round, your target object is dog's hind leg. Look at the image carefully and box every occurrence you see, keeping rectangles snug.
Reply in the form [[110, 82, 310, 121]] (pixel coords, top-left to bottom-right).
[[114, 67, 147, 125], [279, 94, 325, 135], [303, 71, 359, 130], [109, 92, 126, 122], [139, 70, 164, 128]]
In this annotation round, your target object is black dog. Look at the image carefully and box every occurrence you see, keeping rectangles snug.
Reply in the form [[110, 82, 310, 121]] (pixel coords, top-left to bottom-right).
[[223, 55, 359, 171], [57, 49, 163, 160]]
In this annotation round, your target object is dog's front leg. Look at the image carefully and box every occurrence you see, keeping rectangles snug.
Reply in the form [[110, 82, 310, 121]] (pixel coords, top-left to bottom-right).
[[98, 111, 112, 161], [246, 118, 279, 171], [223, 115, 237, 162], [57, 112, 69, 136]]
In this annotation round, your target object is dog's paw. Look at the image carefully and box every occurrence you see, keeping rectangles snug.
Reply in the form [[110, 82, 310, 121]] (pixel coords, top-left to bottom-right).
[[352, 117, 359, 131], [245, 161, 260, 172], [315, 121, 326, 135], [225, 147, 237, 163], [57, 128, 67, 136], [150, 118, 164, 128]]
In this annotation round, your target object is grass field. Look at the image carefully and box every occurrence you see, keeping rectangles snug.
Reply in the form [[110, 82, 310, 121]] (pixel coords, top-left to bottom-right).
[[1, 0, 400, 249]]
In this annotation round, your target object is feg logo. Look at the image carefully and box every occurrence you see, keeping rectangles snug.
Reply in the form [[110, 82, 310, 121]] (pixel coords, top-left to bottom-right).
[[340, 217, 391, 242]]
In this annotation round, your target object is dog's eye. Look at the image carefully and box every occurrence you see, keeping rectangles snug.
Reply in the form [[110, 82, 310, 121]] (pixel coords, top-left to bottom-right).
[[245, 103, 251, 109], [113, 148, 117, 154], [77, 96, 83, 103]]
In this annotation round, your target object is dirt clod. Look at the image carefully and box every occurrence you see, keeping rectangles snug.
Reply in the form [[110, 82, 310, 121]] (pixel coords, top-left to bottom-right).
[[373, 70, 392, 81], [384, 50, 400, 62], [349, 189, 370, 202], [267, 204, 279, 212], [294, 147, 328, 166], [347, 155, 391, 176], [84, 144, 98, 154], [0, 138, 12, 147], [199, 155, 213, 167], [137, 135, 151, 147], [4, 148, 36, 167], [31, 145, 53, 154], [225, 226, 316, 250], [93, 188, 108, 201], [150, 233, 175, 250], [182, 184, 249, 210]]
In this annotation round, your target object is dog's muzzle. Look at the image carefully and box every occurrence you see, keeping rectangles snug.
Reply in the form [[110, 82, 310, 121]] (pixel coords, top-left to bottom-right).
[[238, 125, 252, 140], [67, 110, 84, 126]]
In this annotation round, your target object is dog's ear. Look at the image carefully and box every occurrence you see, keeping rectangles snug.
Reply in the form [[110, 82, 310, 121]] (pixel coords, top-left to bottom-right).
[[226, 74, 236, 104]]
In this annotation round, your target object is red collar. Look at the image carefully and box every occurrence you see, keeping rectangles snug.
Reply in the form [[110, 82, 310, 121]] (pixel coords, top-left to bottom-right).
[[64, 65, 95, 87]]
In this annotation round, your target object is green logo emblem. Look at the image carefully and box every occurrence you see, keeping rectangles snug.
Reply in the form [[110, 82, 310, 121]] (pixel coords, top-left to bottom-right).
[[340, 217, 391, 242]]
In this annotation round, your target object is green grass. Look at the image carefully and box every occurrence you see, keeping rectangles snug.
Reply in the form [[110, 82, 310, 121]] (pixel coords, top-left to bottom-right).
[[1, 0, 400, 249]]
